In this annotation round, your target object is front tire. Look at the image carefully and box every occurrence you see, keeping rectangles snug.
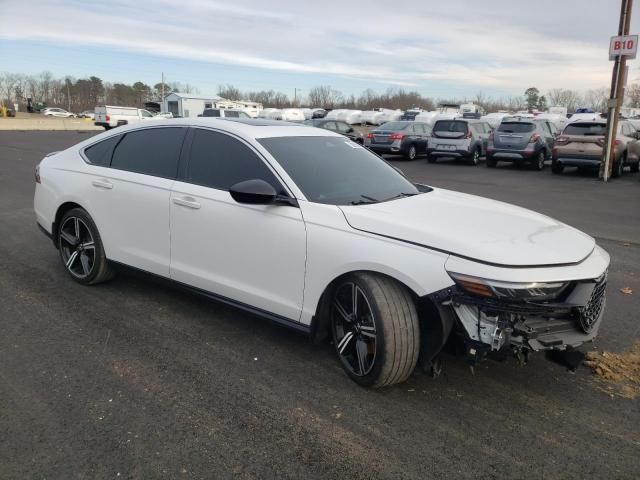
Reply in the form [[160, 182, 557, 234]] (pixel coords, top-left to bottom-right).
[[58, 208, 114, 285], [331, 273, 420, 387], [612, 156, 625, 178], [534, 150, 545, 171], [486, 156, 497, 168], [470, 147, 480, 166]]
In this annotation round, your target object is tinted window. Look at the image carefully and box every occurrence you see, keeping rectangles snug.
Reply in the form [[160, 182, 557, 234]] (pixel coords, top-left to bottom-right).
[[84, 135, 121, 167], [202, 109, 220, 117], [379, 122, 410, 131], [187, 129, 281, 192], [111, 127, 185, 178], [225, 111, 240, 118], [563, 123, 607, 136], [433, 120, 468, 138], [498, 122, 535, 133], [335, 122, 351, 133], [258, 136, 419, 205]]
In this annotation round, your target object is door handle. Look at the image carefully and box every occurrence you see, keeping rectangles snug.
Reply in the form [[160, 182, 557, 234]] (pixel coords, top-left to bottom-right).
[[172, 196, 201, 210], [92, 179, 113, 189]]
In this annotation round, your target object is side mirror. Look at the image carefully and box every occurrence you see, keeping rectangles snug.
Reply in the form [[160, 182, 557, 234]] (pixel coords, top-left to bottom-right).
[[229, 179, 277, 204]]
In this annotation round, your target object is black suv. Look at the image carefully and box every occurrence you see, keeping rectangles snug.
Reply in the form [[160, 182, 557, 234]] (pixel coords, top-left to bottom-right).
[[303, 119, 364, 144], [486, 119, 555, 170]]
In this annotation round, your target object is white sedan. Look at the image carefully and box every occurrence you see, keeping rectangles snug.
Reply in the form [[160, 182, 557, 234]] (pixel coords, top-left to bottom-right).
[[42, 107, 76, 118], [34, 118, 609, 387]]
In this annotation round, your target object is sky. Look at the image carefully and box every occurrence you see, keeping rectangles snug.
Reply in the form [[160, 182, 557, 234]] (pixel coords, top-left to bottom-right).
[[0, 0, 638, 100]]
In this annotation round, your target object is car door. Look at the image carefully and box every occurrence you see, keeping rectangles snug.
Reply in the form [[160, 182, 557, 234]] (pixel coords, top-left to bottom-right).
[[621, 123, 640, 162], [541, 122, 555, 152], [84, 126, 186, 277], [334, 121, 358, 142], [169, 127, 307, 321]]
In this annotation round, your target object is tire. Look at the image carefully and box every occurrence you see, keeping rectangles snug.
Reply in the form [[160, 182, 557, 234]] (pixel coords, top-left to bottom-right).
[[331, 273, 420, 388], [534, 150, 545, 171], [57, 208, 114, 285], [405, 144, 417, 161], [631, 161, 640, 173], [612, 156, 625, 178], [486, 156, 497, 168], [469, 148, 480, 166], [551, 162, 564, 174], [427, 155, 436, 163]]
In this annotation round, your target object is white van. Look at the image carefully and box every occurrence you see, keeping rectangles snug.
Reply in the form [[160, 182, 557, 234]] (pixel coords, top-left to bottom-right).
[[94, 106, 159, 130]]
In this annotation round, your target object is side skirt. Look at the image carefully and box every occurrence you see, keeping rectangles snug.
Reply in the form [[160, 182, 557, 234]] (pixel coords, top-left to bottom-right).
[[109, 261, 311, 335]]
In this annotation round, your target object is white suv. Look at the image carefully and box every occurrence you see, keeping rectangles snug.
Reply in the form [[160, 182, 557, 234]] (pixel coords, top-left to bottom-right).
[[34, 118, 610, 387]]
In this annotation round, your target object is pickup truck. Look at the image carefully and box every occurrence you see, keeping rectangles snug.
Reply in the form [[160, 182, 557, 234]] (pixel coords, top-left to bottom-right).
[[94, 106, 169, 130]]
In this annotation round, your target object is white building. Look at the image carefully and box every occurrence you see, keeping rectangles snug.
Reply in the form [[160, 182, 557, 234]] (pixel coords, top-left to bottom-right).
[[162, 92, 263, 118]]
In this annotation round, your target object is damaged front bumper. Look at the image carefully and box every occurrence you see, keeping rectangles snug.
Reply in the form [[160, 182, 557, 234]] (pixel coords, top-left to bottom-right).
[[428, 272, 607, 363]]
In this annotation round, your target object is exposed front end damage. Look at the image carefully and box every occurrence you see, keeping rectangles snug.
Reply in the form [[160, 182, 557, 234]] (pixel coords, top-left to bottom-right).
[[427, 272, 607, 365]]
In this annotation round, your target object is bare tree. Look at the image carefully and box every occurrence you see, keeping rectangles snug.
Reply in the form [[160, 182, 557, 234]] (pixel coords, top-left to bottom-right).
[[625, 83, 640, 108], [218, 84, 243, 100], [584, 88, 609, 112], [547, 88, 582, 112], [307, 85, 342, 109]]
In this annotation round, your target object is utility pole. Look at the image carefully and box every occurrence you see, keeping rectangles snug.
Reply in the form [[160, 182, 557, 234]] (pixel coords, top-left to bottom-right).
[[601, 0, 634, 181], [294, 88, 297, 106], [161, 72, 165, 103], [66, 80, 71, 111]]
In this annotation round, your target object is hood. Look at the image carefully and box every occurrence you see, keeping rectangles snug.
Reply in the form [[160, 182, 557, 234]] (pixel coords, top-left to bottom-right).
[[339, 188, 595, 267]]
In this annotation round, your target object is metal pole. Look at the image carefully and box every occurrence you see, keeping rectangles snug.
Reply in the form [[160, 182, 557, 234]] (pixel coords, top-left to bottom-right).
[[161, 72, 165, 103], [602, 0, 633, 181]]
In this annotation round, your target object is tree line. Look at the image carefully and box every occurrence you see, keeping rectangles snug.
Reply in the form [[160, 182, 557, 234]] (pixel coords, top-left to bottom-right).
[[2, 71, 640, 114]]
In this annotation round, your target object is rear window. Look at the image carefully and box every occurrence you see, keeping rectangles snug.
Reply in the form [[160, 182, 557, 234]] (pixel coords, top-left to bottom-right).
[[433, 120, 468, 138], [563, 123, 607, 136], [498, 122, 535, 133], [202, 109, 220, 117], [378, 122, 410, 131]]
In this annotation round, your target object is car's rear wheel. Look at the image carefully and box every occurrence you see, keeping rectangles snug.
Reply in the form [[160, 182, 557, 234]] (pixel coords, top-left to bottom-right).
[[58, 208, 114, 285], [486, 156, 497, 168], [405, 144, 417, 160], [631, 161, 640, 173], [331, 273, 420, 387], [534, 150, 545, 170], [612, 155, 625, 178], [470, 147, 480, 166], [427, 155, 436, 163], [552, 161, 564, 174]]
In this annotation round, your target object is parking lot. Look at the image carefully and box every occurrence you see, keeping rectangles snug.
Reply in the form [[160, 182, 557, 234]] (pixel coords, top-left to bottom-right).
[[1, 131, 639, 479]]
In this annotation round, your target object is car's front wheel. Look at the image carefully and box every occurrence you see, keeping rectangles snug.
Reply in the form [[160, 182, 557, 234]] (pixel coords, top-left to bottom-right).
[[58, 208, 114, 285], [470, 147, 480, 166], [331, 273, 420, 387]]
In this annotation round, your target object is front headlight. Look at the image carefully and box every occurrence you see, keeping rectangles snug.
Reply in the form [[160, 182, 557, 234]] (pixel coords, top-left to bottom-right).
[[448, 272, 569, 301]]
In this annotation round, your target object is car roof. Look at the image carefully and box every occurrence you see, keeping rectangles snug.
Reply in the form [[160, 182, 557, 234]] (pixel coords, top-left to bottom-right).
[[88, 117, 340, 140]]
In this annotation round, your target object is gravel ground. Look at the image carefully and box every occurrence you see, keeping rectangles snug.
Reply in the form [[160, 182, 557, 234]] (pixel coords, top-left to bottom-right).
[[1, 132, 639, 479]]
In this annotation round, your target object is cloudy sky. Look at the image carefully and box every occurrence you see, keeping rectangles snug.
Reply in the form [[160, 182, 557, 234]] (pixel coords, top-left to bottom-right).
[[1, 0, 638, 99]]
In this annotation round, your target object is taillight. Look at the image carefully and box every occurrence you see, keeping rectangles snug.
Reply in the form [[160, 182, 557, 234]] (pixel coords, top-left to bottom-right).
[[529, 133, 540, 143], [35, 164, 41, 184], [366, 133, 374, 139], [105, 115, 110, 121], [596, 138, 621, 147], [555, 135, 570, 146], [389, 133, 405, 140]]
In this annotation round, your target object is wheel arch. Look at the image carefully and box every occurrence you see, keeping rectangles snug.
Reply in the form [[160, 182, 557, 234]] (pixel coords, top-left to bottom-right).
[[309, 270, 452, 367]]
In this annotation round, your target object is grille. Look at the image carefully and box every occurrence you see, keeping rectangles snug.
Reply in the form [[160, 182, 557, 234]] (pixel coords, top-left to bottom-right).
[[578, 272, 607, 333]]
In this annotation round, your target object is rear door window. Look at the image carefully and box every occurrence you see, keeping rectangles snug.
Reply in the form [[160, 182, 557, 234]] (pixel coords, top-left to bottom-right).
[[84, 135, 121, 167], [225, 111, 240, 118], [433, 120, 468, 138], [111, 127, 186, 178], [186, 128, 282, 192], [563, 123, 607, 136], [203, 109, 220, 117]]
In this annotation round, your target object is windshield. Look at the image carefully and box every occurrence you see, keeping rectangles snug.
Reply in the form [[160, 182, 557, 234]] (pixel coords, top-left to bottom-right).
[[563, 123, 607, 136], [258, 136, 420, 205], [498, 122, 535, 133], [377, 122, 410, 131]]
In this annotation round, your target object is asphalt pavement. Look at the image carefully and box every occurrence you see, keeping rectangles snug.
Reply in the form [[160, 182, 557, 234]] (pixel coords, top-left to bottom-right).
[[1, 132, 639, 479]]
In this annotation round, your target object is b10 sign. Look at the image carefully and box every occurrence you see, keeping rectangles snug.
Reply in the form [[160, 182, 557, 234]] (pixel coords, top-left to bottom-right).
[[609, 35, 638, 60]]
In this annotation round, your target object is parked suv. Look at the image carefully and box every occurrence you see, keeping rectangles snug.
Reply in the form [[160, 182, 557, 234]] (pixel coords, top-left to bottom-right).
[[427, 119, 492, 165], [486, 119, 555, 170], [304, 119, 364, 143], [552, 120, 640, 176], [364, 121, 432, 160], [201, 108, 250, 118]]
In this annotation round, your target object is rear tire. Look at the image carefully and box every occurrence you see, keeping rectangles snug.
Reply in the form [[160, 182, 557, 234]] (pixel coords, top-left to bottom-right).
[[405, 144, 417, 161], [534, 150, 545, 171], [612, 156, 625, 178], [57, 208, 115, 285], [331, 273, 420, 388], [470, 148, 480, 166], [427, 155, 436, 163], [631, 161, 640, 173], [552, 161, 564, 174], [486, 156, 497, 168]]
